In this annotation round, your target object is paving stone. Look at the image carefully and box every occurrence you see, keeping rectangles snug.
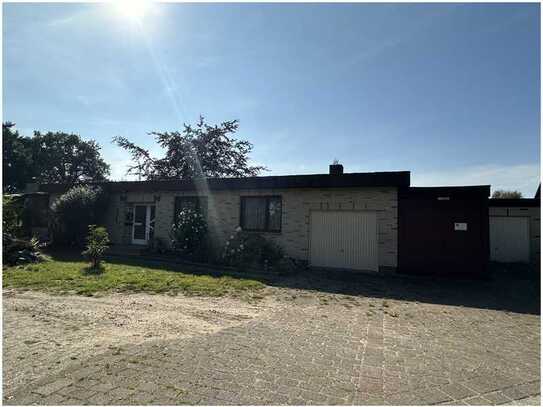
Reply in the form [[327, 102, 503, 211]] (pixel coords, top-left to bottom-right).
[[482, 391, 513, 405], [33, 379, 73, 396], [440, 382, 478, 400], [508, 395, 541, 406], [412, 388, 454, 405], [4, 274, 540, 406], [502, 382, 541, 401], [464, 396, 493, 405]]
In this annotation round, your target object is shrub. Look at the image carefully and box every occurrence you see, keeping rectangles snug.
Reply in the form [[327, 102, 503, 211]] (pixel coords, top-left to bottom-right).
[[51, 185, 108, 247], [221, 227, 285, 271], [3, 233, 45, 266], [82, 225, 110, 269], [170, 207, 208, 260], [3, 194, 24, 236]]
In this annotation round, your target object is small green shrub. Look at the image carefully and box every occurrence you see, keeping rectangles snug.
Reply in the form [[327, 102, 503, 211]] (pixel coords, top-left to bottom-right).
[[221, 227, 285, 271], [170, 207, 208, 260], [82, 225, 110, 269], [51, 185, 108, 247]]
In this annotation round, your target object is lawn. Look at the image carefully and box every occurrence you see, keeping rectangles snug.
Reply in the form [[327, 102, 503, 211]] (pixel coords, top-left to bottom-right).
[[3, 258, 266, 297]]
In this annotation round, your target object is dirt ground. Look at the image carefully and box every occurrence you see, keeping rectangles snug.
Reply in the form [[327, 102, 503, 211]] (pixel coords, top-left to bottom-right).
[[3, 269, 540, 405], [2, 288, 281, 395]]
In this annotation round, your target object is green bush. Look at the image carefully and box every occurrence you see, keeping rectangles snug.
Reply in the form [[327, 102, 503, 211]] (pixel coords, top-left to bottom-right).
[[170, 207, 208, 260], [82, 225, 110, 270], [3, 233, 45, 266], [51, 185, 108, 247], [221, 227, 285, 271], [3, 195, 24, 236]]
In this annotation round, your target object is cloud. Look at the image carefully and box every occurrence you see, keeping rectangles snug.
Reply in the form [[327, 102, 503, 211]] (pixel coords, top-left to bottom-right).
[[412, 163, 540, 197]]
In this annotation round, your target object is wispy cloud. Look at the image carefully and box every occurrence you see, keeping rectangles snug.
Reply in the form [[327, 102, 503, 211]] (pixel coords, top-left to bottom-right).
[[46, 6, 96, 28], [412, 163, 540, 197]]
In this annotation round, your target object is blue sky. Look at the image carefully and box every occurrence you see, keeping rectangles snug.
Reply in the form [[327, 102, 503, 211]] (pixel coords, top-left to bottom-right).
[[3, 3, 541, 196]]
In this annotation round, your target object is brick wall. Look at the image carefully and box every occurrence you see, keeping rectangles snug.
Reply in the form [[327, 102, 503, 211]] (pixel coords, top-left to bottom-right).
[[103, 186, 399, 270]]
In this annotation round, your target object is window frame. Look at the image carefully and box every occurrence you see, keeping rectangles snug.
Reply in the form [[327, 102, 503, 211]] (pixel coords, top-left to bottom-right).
[[240, 195, 282, 233]]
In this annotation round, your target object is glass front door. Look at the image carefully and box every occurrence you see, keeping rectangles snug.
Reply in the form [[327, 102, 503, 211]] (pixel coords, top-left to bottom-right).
[[132, 205, 156, 245]]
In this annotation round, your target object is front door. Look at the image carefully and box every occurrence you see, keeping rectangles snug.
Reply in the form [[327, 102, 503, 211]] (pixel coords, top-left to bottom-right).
[[132, 205, 156, 245]]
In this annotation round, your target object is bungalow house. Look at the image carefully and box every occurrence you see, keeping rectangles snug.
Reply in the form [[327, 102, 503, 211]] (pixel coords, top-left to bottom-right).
[[30, 164, 492, 275]]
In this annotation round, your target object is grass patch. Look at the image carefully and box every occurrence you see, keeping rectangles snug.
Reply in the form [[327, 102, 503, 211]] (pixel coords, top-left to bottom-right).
[[3, 258, 265, 297]]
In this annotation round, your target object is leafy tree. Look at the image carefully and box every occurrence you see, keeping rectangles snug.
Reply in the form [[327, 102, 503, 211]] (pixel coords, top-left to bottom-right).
[[51, 185, 108, 247], [3, 123, 110, 192], [113, 116, 265, 180], [3, 123, 33, 193], [30, 131, 110, 185], [492, 190, 523, 199]]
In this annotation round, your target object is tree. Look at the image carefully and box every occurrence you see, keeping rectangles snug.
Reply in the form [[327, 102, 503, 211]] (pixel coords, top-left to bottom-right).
[[492, 190, 523, 199], [30, 131, 110, 185], [3, 122, 33, 193], [113, 116, 265, 180], [2, 123, 110, 192]]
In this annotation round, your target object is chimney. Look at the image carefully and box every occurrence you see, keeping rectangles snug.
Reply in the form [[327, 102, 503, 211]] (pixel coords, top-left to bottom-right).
[[329, 163, 344, 176]]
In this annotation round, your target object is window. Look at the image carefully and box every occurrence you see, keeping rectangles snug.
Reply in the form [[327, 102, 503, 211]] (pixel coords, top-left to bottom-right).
[[240, 196, 282, 232], [173, 196, 208, 224]]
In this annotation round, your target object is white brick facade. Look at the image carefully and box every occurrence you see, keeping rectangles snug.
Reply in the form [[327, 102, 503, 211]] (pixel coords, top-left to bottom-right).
[[102, 186, 399, 270]]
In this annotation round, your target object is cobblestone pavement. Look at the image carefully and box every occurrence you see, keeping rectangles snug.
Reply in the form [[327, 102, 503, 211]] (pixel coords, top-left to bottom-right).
[[5, 268, 540, 405]]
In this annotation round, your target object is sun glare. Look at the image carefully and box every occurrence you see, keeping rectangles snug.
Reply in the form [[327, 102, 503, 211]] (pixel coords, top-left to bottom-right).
[[112, 0, 152, 22]]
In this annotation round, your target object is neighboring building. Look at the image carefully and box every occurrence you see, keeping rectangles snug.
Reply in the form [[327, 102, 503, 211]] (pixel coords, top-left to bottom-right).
[[31, 165, 495, 275], [489, 198, 540, 265], [399, 186, 490, 275]]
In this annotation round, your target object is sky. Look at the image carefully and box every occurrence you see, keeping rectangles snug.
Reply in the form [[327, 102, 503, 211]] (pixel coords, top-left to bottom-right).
[[3, 2, 541, 196]]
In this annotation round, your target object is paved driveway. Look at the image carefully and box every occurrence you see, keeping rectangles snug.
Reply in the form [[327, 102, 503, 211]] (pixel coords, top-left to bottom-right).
[[5, 267, 540, 405]]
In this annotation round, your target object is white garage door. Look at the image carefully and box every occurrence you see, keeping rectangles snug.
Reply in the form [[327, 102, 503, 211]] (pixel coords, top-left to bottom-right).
[[310, 211, 378, 271], [489, 217, 530, 263]]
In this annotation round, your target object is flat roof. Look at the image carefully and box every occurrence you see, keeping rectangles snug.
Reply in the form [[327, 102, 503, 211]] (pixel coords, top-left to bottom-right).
[[39, 171, 411, 193], [489, 198, 540, 208], [399, 185, 491, 198]]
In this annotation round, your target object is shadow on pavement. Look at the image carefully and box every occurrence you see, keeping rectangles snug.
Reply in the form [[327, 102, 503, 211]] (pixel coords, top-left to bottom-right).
[[46, 249, 541, 315]]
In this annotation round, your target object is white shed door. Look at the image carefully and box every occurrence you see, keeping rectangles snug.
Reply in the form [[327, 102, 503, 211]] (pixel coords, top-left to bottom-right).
[[489, 217, 530, 263], [310, 211, 378, 271]]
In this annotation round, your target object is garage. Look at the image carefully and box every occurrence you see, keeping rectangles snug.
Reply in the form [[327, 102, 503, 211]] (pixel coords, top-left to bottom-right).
[[398, 186, 490, 275], [488, 198, 540, 265], [309, 211, 378, 271], [489, 217, 530, 263]]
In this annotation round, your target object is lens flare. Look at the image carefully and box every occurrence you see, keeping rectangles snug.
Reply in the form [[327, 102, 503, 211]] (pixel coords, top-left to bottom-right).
[[112, 0, 151, 22]]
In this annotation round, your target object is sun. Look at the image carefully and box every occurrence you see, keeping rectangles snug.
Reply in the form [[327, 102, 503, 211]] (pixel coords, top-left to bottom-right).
[[112, 0, 152, 22]]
